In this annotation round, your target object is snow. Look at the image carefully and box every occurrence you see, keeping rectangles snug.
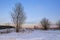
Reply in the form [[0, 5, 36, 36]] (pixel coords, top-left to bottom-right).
[[0, 29, 60, 40]]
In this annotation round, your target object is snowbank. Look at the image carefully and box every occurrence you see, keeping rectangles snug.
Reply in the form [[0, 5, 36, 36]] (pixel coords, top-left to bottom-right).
[[0, 29, 60, 40]]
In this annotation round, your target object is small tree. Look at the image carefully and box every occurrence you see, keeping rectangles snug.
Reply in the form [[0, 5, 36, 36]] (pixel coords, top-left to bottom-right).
[[11, 3, 26, 32], [56, 20, 60, 29], [40, 18, 50, 30]]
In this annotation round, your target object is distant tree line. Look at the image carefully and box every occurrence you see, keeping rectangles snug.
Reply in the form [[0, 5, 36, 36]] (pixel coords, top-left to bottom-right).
[[0, 25, 15, 29]]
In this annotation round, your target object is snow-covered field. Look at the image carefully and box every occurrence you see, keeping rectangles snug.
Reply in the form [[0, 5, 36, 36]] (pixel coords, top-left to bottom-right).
[[0, 29, 60, 40]]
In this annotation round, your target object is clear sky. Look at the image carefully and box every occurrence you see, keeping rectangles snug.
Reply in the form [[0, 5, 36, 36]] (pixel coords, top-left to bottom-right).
[[0, 0, 60, 24]]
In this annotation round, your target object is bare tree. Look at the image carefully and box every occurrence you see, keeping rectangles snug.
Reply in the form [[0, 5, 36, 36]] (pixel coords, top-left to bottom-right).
[[56, 20, 60, 29], [11, 3, 26, 32], [40, 18, 50, 30]]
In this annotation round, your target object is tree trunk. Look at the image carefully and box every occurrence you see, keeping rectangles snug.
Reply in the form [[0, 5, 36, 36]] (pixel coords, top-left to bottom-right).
[[16, 24, 19, 32]]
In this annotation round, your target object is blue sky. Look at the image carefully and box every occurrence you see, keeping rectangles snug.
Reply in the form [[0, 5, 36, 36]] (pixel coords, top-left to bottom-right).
[[0, 0, 60, 24]]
